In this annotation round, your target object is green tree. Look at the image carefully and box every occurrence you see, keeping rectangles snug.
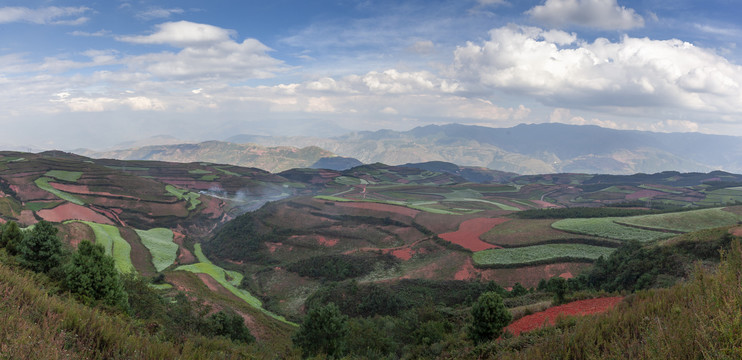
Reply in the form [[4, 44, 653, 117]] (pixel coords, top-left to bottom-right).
[[1, 220, 23, 254], [63, 240, 128, 310], [293, 302, 348, 358], [207, 310, 255, 343], [509, 282, 528, 297], [17, 220, 62, 273], [468, 291, 512, 345]]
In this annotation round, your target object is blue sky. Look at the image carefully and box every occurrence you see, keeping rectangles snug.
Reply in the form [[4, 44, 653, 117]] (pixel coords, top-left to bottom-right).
[[1, 0, 741, 149]]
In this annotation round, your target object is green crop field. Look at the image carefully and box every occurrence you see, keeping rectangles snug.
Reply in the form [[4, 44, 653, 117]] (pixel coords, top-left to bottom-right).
[[187, 169, 211, 174], [552, 218, 672, 242], [697, 189, 742, 206], [135, 228, 178, 272], [615, 208, 742, 233], [44, 170, 83, 182], [24, 201, 63, 212], [75, 221, 135, 273], [176, 244, 292, 324], [481, 219, 609, 247], [34, 177, 85, 205], [472, 243, 616, 267], [165, 185, 201, 210], [214, 166, 241, 176]]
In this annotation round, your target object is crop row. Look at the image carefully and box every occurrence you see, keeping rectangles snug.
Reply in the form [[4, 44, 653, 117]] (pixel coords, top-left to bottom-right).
[[552, 218, 672, 242], [472, 243, 616, 268]]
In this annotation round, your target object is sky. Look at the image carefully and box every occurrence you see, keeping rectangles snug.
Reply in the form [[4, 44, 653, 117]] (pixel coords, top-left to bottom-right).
[[1, 0, 741, 150]]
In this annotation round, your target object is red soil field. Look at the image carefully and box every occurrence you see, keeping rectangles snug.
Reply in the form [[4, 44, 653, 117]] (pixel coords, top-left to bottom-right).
[[731, 226, 742, 237], [49, 182, 142, 200], [172, 231, 196, 264], [505, 297, 623, 336], [335, 201, 420, 218], [316, 236, 339, 247], [37, 203, 114, 224], [625, 189, 665, 200], [439, 217, 509, 252], [390, 248, 413, 260]]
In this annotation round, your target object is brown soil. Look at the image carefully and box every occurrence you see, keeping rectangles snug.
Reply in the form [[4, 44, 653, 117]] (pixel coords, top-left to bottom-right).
[[37, 203, 114, 224], [49, 182, 142, 201], [17, 210, 38, 226], [531, 200, 561, 208], [120, 227, 156, 276], [505, 297, 623, 336], [172, 231, 196, 264], [58, 221, 94, 248], [730, 226, 742, 237], [625, 189, 665, 200], [439, 217, 509, 252]]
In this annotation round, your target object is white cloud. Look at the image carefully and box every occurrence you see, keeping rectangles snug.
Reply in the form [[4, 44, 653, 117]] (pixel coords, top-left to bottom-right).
[[526, 0, 644, 30], [118, 21, 234, 47], [136, 7, 185, 20], [452, 25, 742, 113], [0, 6, 90, 25], [407, 40, 435, 54], [118, 21, 284, 81], [549, 108, 619, 128], [69, 29, 110, 37], [649, 119, 700, 133]]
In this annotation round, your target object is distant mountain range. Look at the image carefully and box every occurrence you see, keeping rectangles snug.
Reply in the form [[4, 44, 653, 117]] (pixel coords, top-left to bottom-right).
[[79, 123, 742, 175]]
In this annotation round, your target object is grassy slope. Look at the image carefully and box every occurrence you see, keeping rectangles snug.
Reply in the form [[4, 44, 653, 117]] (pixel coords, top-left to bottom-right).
[[176, 244, 293, 324], [134, 228, 178, 272], [0, 254, 279, 359], [488, 240, 742, 359]]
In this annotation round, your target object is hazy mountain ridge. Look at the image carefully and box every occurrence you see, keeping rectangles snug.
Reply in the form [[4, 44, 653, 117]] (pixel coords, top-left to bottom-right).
[[227, 123, 741, 174], [80, 141, 336, 173], [83, 123, 742, 175]]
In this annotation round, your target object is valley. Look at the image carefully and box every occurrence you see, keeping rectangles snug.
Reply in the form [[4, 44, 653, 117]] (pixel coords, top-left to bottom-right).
[[2, 149, 742, 358]]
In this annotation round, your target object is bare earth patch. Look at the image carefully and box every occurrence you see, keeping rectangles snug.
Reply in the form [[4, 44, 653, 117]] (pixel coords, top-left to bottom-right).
[[505, 297, 623, 336], [37, 203, 114, 224], [439, 217, 509, 251], [731, 226, 742, 237], [172, 231, 196, 264]]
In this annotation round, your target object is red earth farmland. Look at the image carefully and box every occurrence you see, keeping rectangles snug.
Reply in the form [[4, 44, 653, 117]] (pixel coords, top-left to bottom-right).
[[439, 217, 509, 251], [505, 297, 623, 336]]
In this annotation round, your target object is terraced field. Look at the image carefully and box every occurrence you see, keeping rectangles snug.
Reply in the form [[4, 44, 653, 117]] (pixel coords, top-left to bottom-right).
[[552, 218, 673, 242], [73, 221, 135, 273], [482, 219, 609, 247], [34, 177, 85, 205], [615, 207, 742, 233], [176, 244, 291, 324], [135, 228, 178, 272], [473, 244, 616, 268]]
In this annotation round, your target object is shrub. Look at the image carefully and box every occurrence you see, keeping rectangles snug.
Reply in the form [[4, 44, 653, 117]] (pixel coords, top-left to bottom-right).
[[468, 291, 512, 344], [63, 240, 129, 310], [17, 220, 62, 273], [293, 303, 348, 358]]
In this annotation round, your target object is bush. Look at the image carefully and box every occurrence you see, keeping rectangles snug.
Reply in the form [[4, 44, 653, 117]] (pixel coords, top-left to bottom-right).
[[17, 220, 62, 273], [1, 220, 22, 254], [63, 240, 129, 310], [293, 303, 348, 358], [468, 291, 512, 345], [207, 310, 255, 343]]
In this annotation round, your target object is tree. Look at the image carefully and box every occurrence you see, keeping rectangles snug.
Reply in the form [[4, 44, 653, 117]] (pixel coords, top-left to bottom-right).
[[1, 220, 23, 255], [207, 310, 255, 343], [17, 220, 62, 273], [510, 282, 528, 297], [293, 302, 348, 358], [63, 240, 128, 310], [468, 291, 512, 345]]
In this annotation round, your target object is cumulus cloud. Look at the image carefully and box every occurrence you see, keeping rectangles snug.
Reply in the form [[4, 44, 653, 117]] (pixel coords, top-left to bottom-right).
[[649, 119, 700, 133], [526, 0, 644, 30], [452, 25, 742, 113], [0, 6, 90, 25], [118, 21, 234, 47], [118, 21, 284, 81]]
